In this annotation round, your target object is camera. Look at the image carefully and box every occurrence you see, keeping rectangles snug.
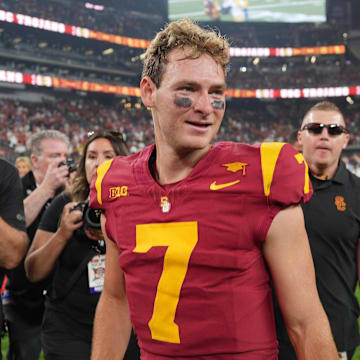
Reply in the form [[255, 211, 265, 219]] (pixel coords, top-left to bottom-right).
[[58, 158, 77, 173], [70, 199, 101, 231]]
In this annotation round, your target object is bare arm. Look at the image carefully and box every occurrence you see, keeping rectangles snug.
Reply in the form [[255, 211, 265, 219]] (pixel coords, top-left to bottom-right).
[[25, 202, 82, 282], [24, 161, 70, 227], [0, 217, 28, 269], [263, 205, 338, 360], [91, 214, 132, 360]]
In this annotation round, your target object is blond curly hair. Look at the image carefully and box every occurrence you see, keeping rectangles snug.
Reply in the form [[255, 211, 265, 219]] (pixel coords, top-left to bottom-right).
[[142, 18, 230, 87]]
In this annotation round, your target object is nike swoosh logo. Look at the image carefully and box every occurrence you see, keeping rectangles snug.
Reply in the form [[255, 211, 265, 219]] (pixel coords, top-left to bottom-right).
[[210, 180, 240, 190]]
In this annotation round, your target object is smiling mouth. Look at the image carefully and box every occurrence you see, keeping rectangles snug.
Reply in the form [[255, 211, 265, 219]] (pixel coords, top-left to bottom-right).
[[316, 147, 331, 152], [186, 121, 210, 128]]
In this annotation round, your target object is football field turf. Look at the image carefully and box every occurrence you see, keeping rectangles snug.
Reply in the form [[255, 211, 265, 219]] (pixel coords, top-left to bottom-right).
[[168, 0, 326, 23]]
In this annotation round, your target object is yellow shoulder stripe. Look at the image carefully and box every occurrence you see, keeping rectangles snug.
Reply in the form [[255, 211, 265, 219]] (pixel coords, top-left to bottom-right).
[[95, 159, 113, 205], [294, 153, 311, 194], [260, 142, 286, 197]]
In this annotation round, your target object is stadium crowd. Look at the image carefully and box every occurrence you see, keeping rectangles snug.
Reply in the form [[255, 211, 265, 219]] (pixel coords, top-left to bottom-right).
[[1, 95, 359, 161], [0, 24, 356, 92], [228, 21, 345, 48], [0, 0, 163, 40], [0, 0, 354, 94], [0, 0, 346, 48], [0, 28, 141, 86]]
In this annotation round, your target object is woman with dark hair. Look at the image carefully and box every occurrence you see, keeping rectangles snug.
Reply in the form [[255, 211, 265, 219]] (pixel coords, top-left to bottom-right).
[[24, 132, 139, 360]]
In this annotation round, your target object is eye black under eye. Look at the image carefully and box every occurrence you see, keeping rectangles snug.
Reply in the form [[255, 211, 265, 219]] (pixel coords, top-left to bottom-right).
[[174, 96, 193, 108], [212, 100, 225, 110]]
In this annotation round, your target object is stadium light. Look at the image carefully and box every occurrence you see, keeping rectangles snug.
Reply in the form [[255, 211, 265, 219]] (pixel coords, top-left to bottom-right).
[[346, 96, 354, 105], [85, 2, 104, 11], [102, 48, 114, 55]]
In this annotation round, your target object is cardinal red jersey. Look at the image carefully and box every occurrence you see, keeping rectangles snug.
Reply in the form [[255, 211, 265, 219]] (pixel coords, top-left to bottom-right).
[[90, 142, 312, 360]]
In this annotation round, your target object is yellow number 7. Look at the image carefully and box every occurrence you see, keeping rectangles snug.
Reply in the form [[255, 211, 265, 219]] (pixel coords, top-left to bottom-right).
[[134, 221, 198, 344]]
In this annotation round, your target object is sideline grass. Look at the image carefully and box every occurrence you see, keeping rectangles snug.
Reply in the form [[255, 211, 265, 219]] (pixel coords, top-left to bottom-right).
[[353, 285, 360, 360], [1, 334, 44, 360]]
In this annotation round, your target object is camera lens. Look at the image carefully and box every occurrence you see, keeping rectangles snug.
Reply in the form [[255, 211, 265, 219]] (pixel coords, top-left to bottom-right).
[[83, 207, 102, 230]]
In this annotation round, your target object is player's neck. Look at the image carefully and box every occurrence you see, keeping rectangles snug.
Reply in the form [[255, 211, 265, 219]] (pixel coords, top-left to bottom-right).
[[155, 145, 210, 185]]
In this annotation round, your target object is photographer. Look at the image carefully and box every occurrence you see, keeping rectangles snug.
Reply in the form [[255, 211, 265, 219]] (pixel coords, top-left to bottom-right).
[[24, 132, 139, 360]]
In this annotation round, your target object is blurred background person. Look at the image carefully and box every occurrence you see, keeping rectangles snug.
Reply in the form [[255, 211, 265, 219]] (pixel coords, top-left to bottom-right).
[[0, 159, 29, 360], [352, 153, 360, 177], [288, 129, 302, 153], [274, 101, 360, 360], [15, 157, 32, 178], [3, 130, 71, 360], [344, 153, 360, 178], [24, 132, 139, 360]]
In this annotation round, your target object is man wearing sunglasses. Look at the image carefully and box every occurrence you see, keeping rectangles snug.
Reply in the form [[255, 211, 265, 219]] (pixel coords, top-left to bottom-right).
[[275, 101, 360, 360]]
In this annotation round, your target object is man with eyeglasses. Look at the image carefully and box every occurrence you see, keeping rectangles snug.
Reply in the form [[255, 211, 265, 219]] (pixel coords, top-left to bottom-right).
[[274, 101, 360, 360]]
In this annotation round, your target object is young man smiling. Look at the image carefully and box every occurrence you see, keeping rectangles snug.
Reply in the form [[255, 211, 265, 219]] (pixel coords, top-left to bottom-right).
[[90, 19, 338, 359]]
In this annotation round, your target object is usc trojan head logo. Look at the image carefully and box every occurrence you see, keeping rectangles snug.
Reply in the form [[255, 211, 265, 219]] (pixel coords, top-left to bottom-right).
[[334, 196, 346, 212], [160, 196, 171, 213]]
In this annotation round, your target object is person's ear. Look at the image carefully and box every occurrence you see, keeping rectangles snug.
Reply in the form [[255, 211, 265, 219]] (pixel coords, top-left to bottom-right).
[[140, 77, 156, 108], [30, 154, 38, 169], [297, 130, 302, 145], [342, 133, 350, 149]]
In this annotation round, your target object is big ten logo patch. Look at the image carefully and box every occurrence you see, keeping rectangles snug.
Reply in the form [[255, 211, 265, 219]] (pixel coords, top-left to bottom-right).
[[334, 196, 346, 212], [109, 186, 128, 199]]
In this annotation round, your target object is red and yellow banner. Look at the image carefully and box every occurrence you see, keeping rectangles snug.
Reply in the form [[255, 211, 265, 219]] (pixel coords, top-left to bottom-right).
[[0, 9, 344, 54], [0, 69, 355, 99]]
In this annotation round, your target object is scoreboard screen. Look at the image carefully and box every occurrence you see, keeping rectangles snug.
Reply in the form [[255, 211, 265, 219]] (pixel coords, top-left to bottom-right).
[[168, 0, 326, 23]]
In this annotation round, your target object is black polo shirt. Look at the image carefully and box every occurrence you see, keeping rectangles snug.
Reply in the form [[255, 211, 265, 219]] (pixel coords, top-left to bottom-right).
[[0, 159, 26, 279], [0, 159, 26, 343], [5, 171, 63, 315], [275, 161, 360, 354], [304, 161, 360, 350], [0, 159, 26, 233]]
